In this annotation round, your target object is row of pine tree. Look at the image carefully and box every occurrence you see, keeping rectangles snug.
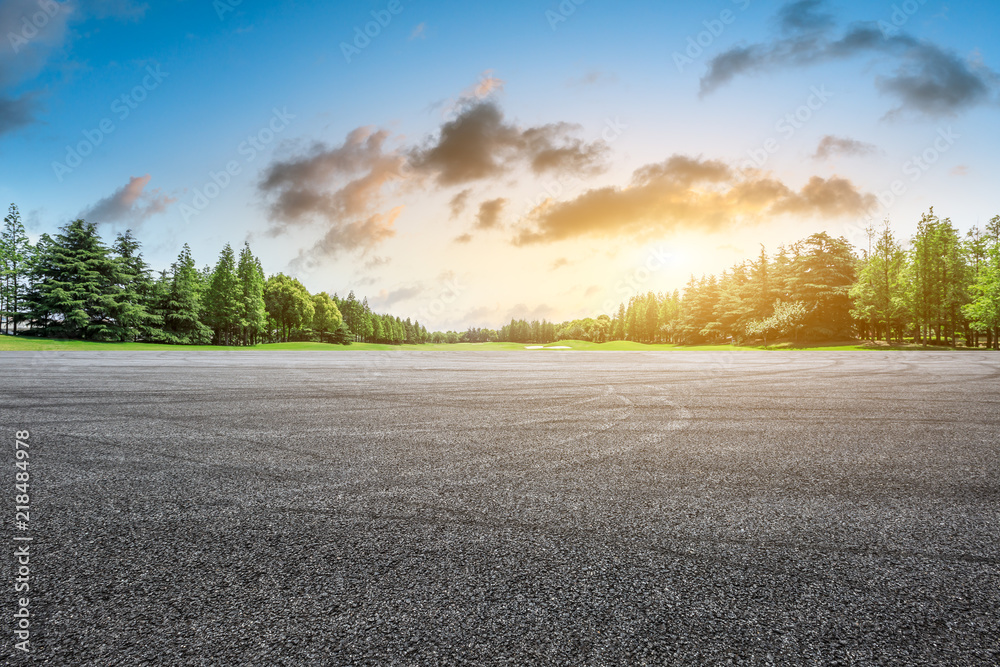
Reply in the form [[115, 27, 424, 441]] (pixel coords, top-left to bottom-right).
[[462, 210, 1000, 348], [0, 207, 430, 345], [2, 205, 999, 347]]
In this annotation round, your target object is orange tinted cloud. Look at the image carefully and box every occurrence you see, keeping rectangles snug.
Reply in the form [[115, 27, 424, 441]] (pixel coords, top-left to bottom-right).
[[513, 155, 875, 245], [82, 174, 175, 226]]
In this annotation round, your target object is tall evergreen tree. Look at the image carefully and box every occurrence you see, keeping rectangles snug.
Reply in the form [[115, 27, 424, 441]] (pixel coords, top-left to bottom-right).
[[24, 219, 126, 340], [160, 244, 212, 344], [110, 230, 158, 341], [786, 232, 856, 340], [204, 243, 241, 345], [906, 210, 968, 344], [850, 221, 906, 343], [2, 204, 33, 334], [748, 247, 776, 321], [236, 243, 267, 346]]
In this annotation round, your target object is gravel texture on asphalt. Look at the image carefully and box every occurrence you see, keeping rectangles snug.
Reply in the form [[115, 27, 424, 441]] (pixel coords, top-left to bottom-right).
[[2, 350, 999, 665]]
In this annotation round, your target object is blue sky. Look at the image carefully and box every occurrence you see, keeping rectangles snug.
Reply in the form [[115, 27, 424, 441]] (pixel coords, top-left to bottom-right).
[[2, 0, 999, 328]]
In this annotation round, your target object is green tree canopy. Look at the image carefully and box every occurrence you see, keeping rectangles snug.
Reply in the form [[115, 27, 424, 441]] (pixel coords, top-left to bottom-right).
[[264, 274, 314, 342]]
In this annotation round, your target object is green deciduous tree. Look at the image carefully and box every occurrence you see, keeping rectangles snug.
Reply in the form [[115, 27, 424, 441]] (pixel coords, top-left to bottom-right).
[[745, 300, 808, 345], [264, 274, 314, 342], [312, 291, 344, 343], [963, 239, 1000, 349]]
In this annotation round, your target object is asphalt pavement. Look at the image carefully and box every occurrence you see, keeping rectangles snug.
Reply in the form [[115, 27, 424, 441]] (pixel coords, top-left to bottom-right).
[[2, 350, 998, 665]]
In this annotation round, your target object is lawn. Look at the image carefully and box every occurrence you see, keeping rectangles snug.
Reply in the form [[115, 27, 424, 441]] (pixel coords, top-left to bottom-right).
[[0, 335, 972, 352], [0, 337, 531, 352]]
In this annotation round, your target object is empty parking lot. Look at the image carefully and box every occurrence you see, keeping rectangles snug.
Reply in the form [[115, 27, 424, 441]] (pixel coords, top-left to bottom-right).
[[2, 351, 998, 665]]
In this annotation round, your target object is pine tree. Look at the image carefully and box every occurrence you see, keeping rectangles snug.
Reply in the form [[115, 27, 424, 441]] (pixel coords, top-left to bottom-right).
[[749, 247, 776, 321], [643, 291, 659, 343], [696, 275, 724, 342], [716, 263, 751, 341], [204, 243, 241, 345], [160, 244, 212, 344], [850, 221, 906, 343], [2, 204, 33, 334], [233, 243, 267, 345], [613, 303, 626, 340], [370, 312, 384, 343], [24, 219, 126, 340], [110, 230, 158, 341], [785, 232, 856, 340], [906, 209, 968, 345]]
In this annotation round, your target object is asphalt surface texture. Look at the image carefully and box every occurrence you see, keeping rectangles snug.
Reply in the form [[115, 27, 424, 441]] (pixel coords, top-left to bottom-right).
[[2, 350, 999, 666]]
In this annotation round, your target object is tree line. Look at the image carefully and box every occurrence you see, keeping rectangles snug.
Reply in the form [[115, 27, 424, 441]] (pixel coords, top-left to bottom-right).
[[3, 205, 999, 348], [0, 206, 431, 345], [450, 210, 1000, 349]]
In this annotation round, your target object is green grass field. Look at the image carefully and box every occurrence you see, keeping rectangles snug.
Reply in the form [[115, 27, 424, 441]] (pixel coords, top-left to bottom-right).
[[0, 335, 959, 352]]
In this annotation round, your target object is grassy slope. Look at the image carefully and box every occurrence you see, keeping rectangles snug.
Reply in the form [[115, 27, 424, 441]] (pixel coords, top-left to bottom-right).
[[0, 335, 912, 352]]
